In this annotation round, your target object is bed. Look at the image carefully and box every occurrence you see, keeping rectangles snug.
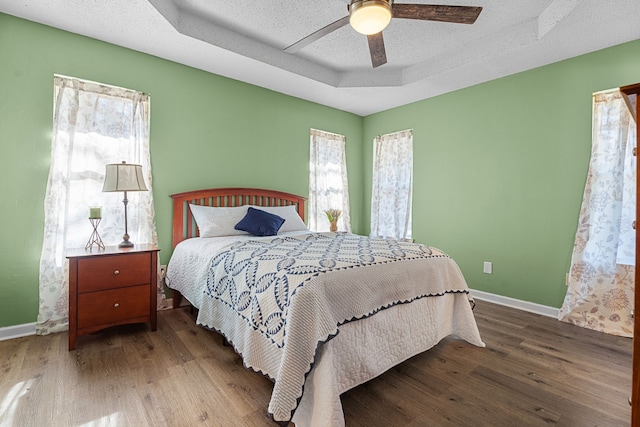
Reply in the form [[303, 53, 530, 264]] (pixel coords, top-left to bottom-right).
[[165, 187, 484, 426]]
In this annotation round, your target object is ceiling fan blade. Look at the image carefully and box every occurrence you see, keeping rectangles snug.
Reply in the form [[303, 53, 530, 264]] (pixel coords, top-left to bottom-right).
[[392, 4, 482, 24], [284, 16, 350, 53], [367, 32, 387, 68]]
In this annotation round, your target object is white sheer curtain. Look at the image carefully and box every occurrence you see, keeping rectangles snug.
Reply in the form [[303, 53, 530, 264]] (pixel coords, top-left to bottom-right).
[[370, 130, 413, 240], [558, 90, 636, 337], [37, 76, 166, 336], [308, 129, 351, 232]]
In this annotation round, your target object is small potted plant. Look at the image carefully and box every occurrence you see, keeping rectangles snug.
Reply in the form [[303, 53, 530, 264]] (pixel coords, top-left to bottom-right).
[[324, 208, 342, 232]]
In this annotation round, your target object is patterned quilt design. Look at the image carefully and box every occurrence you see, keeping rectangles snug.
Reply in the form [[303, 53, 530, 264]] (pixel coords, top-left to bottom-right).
[[204, 232, 448, 348]]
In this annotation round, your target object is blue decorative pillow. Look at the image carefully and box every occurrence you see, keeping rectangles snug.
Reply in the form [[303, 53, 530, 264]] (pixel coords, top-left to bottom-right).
[[234, 207, 285, 236]]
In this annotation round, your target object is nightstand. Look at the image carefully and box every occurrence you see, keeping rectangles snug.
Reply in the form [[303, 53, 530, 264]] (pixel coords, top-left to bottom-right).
[[67, 244, 160, 350]]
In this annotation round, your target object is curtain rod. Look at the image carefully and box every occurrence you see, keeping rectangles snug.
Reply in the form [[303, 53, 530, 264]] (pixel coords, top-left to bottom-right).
[[54, 74, 149, 97], [310, 128, 345, 138], [375, 128, 413, 138], [593, 87, 620, 95]]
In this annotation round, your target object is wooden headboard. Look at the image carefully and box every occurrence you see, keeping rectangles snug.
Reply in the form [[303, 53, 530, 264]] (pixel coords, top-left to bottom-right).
[[170, 187, 307, 248]]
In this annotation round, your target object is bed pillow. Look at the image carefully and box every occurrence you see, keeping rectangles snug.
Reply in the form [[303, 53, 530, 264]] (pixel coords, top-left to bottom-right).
[[234, 207, 285, 236], [248, 205, 308, 233], [189, 204, 249, 237]]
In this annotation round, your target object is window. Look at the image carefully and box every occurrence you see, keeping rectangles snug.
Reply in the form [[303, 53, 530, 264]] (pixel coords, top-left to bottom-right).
[[37, 76, 162, 335], [308, 129, 351, 232], [370, 129, 413, 240]]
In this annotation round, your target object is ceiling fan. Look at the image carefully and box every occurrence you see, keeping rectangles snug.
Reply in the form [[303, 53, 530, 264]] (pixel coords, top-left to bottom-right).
[[284, 0, 483, 68]]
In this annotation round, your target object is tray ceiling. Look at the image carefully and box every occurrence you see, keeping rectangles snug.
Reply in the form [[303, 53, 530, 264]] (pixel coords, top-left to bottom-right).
[[1, 0, 639, 115]]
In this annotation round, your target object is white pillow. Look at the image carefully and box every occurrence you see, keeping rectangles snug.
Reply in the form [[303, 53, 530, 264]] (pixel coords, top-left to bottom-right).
[[248, 205, 308, 233], [189, 204, 249, 237]]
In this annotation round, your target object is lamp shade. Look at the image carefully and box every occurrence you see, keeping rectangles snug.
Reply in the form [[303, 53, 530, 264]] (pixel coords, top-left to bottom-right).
[[350, 0, 392, 35], [102, 161, 148, 192]]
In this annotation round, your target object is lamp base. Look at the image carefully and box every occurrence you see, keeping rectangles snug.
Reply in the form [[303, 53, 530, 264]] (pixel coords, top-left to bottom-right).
[[118, 232, 134, 248]]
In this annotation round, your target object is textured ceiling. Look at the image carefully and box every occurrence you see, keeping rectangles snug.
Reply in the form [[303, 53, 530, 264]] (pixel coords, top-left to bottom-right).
[[1, 0, 639, 115]]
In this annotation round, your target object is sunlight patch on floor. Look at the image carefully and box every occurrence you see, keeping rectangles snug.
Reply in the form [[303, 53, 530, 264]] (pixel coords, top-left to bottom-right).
[[79, 413, 124, 427], [0, 379, 35, 425]]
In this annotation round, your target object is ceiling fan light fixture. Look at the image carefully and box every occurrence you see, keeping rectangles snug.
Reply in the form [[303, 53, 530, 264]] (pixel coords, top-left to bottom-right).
[[349, 0, 392, 35]]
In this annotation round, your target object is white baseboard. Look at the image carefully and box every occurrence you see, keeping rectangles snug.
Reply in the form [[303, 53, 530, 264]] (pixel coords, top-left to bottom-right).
[[470, 289, 559, 318], [0, 322, 36, 341]]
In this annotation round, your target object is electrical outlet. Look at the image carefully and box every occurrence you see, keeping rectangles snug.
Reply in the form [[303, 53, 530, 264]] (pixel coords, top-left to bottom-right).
[[160, 264, 167, 280], [483, 262, 492, 274]]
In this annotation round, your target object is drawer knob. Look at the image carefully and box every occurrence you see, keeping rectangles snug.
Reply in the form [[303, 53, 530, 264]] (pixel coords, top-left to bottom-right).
[[114, 269, 120, 275], [114, 303, 120, 308]]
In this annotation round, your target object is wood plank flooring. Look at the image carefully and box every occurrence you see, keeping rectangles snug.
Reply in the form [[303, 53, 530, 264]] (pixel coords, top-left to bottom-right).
[[0, 300, 632, 426]]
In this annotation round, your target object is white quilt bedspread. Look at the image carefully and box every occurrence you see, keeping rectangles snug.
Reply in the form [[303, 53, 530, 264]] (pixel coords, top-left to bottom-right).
[[293, 291, 484, 426], [166, 232, 484, 426]]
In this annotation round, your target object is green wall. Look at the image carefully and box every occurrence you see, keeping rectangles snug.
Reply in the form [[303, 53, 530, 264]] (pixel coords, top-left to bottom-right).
[[0, 13, 363, 328], [364, 39, 640, 307], [1, 11, 639, 329]]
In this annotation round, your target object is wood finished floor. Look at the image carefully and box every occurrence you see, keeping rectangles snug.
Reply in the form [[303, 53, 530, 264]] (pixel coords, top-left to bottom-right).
[[0, 300, 632, 426]]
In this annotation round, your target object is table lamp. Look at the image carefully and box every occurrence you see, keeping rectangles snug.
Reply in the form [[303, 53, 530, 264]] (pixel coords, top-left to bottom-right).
[[102, 161, 148, 248]]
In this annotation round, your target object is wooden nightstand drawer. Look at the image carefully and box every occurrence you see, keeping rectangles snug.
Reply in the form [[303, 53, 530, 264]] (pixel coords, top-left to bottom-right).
[[77, 284, 150, 330], [77, 252, 150, 293]]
